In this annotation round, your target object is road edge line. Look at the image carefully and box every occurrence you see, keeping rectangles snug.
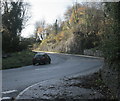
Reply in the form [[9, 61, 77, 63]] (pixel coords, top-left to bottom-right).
[[15, 81, 42, 100], [32, 50, 104, 60]]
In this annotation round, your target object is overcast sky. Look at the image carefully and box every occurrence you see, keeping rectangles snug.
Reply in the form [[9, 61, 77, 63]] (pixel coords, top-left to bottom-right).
[[21, 0, 77, 37]]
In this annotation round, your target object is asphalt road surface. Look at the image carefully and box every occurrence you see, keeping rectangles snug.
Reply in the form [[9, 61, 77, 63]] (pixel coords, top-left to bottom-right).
[[2, 53, 104, 99]]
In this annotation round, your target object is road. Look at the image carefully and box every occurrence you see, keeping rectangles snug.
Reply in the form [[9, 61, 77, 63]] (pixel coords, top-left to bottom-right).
[[2, 53, 104, 99]]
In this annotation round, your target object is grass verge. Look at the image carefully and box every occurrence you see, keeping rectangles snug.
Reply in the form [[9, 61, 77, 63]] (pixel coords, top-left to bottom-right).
[[2, 50, 35, 70]]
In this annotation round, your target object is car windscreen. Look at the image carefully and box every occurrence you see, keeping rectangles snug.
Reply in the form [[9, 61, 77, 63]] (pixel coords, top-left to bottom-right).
[[35, 55, 43, 58]]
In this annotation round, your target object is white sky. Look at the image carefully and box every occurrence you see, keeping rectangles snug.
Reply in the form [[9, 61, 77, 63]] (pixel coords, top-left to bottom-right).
[[21, 0, 77, 37]]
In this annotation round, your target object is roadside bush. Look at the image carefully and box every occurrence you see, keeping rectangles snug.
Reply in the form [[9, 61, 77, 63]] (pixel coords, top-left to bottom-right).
[[101, 2, 120, 69], [2, 50, 35, 69]]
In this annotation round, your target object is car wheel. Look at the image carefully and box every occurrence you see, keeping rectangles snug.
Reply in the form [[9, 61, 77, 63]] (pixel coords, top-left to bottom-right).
[[33, 62, 36, 65], [49, 61, 51, 64]]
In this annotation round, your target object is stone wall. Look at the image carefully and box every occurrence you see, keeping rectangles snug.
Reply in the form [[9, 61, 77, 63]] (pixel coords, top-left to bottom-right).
[[84, 49, 103, 57]]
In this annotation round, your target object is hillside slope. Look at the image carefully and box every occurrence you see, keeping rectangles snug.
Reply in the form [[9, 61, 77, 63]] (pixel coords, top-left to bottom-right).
[[35, 30, 83, 54]]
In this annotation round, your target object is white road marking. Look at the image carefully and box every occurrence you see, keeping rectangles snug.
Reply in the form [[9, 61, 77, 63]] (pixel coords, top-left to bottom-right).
[[2, 90, 17, 94], [1, 97, 11, 100]]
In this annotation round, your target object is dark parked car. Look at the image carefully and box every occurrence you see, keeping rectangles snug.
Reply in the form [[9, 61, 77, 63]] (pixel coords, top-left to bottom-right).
[[33, 53, 51, 65]]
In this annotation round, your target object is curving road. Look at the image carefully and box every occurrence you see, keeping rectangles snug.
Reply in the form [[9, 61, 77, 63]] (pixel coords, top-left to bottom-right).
[[2, 53, 104, 99]]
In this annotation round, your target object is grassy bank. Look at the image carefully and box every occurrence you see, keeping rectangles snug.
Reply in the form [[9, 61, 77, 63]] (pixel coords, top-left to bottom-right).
[[2, 50, 35, 70]]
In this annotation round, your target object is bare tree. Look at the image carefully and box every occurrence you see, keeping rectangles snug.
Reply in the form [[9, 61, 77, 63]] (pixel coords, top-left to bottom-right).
[[34, 19, 46, 41]]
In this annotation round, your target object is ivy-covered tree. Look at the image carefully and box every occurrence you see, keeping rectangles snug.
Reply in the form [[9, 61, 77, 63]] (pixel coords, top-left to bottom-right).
[[54, 19, 58, 34], [63, 3, 104, 53], [2, 0, 29, 52]]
